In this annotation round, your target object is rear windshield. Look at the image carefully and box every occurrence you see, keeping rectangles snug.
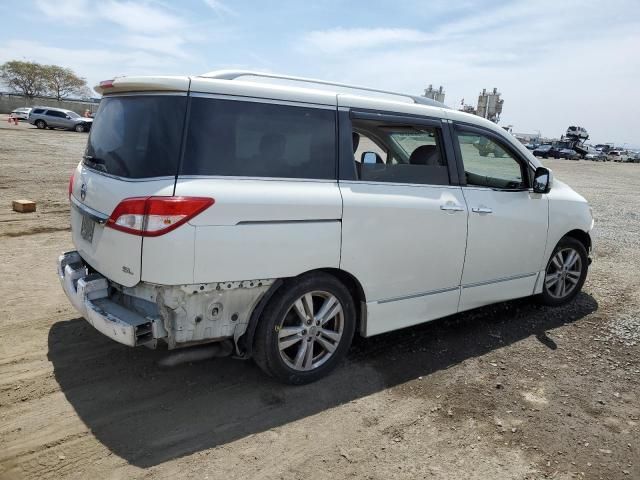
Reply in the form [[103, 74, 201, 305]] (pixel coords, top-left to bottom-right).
[[84, 95, 187, 178], [181, 97, 336, 179]]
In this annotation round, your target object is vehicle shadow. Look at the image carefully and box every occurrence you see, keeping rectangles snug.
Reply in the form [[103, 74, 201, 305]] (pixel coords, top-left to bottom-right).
[[47, 292, 597, 468]]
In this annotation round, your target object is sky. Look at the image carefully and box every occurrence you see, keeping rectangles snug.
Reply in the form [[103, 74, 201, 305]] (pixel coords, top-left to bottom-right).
[[1, 0, 639, 146]]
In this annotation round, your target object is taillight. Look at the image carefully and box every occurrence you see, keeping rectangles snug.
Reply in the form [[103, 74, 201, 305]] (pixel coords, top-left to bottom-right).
[[68, 171, 75, 199], [106, 197, 214, 237], [99, 79, 114, 89]]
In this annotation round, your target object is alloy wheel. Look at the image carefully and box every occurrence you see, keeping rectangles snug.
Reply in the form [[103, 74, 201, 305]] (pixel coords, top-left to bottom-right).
[[545, 248, 583, 299], [277, 291, 344, 371]]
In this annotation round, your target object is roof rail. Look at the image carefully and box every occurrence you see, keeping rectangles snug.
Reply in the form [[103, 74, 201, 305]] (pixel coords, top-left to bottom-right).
[[199, 70, 447, 108]]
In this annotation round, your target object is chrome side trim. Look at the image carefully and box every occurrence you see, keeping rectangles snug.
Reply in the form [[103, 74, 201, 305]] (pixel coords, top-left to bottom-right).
[[339, 180, 463, 190], [70, 195, 109, 224], [462, 272, 537, 289], [176, 175, 337, 183], [377, 286, 459, 304], [236, 219, 340, 226]]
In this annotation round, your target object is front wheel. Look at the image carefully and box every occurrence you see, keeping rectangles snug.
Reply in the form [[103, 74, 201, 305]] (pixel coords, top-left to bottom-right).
[[539, 236, 588, 306], [253, 272, 356, 385], [74, 124, 85, 133]]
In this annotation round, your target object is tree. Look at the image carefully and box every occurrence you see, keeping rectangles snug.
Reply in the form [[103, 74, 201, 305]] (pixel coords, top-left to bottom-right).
[[0, 60, 48, 98], [44, 65, 88, 100]]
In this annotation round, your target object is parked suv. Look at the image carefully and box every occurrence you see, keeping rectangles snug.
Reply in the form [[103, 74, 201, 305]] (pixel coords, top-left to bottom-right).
[[58, 71, 593, 384], [29, 106, 92, 132]]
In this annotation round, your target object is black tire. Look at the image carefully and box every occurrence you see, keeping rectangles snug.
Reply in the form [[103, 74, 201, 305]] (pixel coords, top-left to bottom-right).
[[253, 272, 356, 385], [35, 120, 46, 129], [538, 236, 588, 306], [74, 124, 85, 133]]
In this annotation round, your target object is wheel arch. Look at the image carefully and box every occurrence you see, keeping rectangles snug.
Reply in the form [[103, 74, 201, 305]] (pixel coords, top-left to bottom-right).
[[238, 267, 367, 358], [318, 267, 367, 335], [564, 229, 592, 254]]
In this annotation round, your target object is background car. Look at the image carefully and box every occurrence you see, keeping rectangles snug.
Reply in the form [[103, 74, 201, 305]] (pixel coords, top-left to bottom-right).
[[10, 107, 32, 120], [28, 107, 93, 132], [607, 150, 628, 162], [584, 151, 607, 161], [533, 144, 561, 158], [558, 148, 580, 160]]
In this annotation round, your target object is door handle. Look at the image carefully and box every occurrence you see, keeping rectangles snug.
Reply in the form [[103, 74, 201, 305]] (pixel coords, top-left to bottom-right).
[[440, 204, 465, 212], [471, 206, 493, 214]]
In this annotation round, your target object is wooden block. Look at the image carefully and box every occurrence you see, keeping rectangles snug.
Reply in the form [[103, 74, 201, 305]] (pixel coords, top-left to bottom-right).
[[12, 199, 37, 213]]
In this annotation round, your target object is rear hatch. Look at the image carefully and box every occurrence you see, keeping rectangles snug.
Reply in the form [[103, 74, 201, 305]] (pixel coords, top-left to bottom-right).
[[70, 92, 188, 287]]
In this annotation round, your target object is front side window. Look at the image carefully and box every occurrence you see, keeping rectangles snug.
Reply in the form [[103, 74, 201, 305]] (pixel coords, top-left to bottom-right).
[[351, 119, 449, 185], [47, 110, 65, 118], [182, 97, 336, 179], [456, 130, 526, 190]]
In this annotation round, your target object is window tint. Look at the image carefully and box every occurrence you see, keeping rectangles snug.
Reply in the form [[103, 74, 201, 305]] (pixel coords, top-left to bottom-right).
[[47, 110, 66, 118], [351, 119, 449, 185], [456, 131, 526, 189], [32, 109, 44, 114], [84, 95, 187, 178], [182, 97, 336, 179]]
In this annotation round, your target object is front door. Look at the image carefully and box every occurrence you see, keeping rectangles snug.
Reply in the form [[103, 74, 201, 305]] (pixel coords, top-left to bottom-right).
[[46, 110, 66, 128], [339, 109, 468, 336], [452, 125, 549, 311]]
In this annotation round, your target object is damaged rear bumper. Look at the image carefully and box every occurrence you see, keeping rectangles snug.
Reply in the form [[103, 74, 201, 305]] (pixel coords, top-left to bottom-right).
[[57, 250, 273, 350], [57, 251, 160, 346]]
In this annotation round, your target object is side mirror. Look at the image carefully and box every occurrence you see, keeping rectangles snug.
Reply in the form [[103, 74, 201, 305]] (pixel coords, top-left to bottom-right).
[[65, 115, 71, 119], [533, 166, 552, 194], [361, 151, 378, 164]]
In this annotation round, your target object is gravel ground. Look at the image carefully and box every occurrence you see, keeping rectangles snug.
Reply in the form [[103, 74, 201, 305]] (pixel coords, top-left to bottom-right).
[[0, 116, 638, 480]]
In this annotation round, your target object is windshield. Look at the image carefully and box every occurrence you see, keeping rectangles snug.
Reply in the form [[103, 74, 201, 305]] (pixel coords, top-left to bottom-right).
[[67, 111, 80, 118], [84, 95, 187, 178]]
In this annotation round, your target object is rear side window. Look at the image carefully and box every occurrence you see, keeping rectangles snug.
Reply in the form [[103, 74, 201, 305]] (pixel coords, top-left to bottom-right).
[[84, 95, 187, 178], [351, 119, 450, 185], [182, 97, 336, 179]]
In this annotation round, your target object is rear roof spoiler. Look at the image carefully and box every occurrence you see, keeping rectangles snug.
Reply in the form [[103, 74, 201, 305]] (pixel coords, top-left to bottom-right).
[[94, 76, 190, 95]]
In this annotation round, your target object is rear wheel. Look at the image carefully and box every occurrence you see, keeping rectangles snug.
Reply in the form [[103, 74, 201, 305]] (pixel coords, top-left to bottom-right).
[[539, 236, 588, 306], [253, 272, 356, 385], [35, 120, 46, 129]]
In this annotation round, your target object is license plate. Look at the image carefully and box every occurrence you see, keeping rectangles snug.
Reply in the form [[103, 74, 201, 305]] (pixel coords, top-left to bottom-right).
[[80, 215, 95, 243]]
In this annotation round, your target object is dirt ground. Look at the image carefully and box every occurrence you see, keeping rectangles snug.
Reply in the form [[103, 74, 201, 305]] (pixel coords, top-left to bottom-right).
[[0, 116, 638, 480]]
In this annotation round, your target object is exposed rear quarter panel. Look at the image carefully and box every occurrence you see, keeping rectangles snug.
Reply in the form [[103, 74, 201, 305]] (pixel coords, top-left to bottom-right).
[[174, 178, 343, 283]]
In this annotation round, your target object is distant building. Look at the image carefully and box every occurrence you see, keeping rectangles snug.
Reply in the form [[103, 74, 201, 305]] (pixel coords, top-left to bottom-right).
[[423, 84, 445, 103], [477, 88, 503, 123]]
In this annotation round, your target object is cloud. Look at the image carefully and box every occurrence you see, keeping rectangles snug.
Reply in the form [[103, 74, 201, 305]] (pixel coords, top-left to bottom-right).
[[32, 0, 195, 65], [33, 0, 91, 22], [202, 0, 234, 15], [300, 28, 433, 54], [295, 0, 640, 144], [120, 34, 191, 60], [97, 1, 187, 34], [0, 39, 189, 94]]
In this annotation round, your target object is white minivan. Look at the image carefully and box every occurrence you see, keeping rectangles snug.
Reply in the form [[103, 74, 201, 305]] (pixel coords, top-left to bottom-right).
[[58, 71, 593, 384]]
